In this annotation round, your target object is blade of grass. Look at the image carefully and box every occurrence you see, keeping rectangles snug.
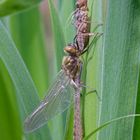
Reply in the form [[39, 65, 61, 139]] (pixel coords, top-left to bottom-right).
[[84, 114, 140, 140], [97, 0, 140, 140], [0, 61, 22, 140], [9, 6, 52, 139], [133, 70, 140, 139], [9, 7, 49, 97], [60, 0, 75, 43], [0, 21, 51, 140], [63, 107, 74, 140], [132, 3, 140, 139], [81, 0, 103, 139], [48, 0, 65, 70]]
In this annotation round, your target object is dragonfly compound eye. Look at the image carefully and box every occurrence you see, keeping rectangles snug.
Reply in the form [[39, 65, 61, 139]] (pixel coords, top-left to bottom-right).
[[64, 46, 76, 55]]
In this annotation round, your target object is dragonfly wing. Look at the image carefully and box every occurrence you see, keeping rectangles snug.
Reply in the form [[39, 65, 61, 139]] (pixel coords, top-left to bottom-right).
[[24, 70, 75, 133]]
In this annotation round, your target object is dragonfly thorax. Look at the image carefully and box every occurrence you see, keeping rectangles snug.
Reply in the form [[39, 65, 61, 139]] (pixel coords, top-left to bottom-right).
[[62, 56, 81, 80]]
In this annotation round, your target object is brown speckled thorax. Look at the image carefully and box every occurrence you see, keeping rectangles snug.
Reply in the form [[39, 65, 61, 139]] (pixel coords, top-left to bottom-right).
[[62, 56, 81, 81], [62, 42, 83, 81]]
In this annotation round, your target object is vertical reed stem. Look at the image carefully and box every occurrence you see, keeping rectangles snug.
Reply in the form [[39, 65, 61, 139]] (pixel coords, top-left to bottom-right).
[[74, 77, 82, 140]]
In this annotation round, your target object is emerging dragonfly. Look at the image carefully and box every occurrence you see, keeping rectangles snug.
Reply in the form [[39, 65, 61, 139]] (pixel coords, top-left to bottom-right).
[[24, 43, 83, 133]]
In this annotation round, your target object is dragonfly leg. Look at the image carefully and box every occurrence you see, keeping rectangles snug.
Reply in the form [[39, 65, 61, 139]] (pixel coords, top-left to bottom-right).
[[77, 21, 102, 34], [65, 9, 79, 27], [81, 32, 102, 55], [86, 90, 101, 101], [80, 83, 101, 101], [79, 61, 83, 80], [92, 23, 103, 32], [81, 19, 103, 25], [87, 33, 103, 63]]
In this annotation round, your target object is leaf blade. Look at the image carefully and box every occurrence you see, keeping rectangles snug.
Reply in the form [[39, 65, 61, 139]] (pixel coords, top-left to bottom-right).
[[0, 21, 51, 140], [97, 0, 140, 140]]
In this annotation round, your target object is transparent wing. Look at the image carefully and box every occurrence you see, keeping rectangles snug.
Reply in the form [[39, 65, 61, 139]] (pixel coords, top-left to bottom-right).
[[24, 70, 74, 133]]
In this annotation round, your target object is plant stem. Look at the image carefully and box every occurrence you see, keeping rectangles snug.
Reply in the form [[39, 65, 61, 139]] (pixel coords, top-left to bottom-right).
[[74, 74, 82, 140], [81, 52, 88, 138]]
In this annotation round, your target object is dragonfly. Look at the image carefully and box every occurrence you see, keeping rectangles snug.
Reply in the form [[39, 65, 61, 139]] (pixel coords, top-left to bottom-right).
[[24, 44, 82, 133]]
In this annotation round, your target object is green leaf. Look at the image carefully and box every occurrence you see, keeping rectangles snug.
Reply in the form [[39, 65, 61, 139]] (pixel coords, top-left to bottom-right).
[[0, 21, 51, 140], [97, 0, 140, 140], [64, 107, 74, 140], [9, 7, 49, 97], [60, 0, 75, 43], [0, 61, 22, 140], [133, 71, 140, 138], [0, 0, 41, 17], [48, 0, 65, 70], [81, 0, 103, 139], [9, 7, 52, 139]]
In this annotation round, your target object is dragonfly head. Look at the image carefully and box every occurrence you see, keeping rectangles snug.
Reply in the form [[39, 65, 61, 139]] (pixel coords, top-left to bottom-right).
[[64, 43, 79, 56], [76, 0, 88, 9]]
